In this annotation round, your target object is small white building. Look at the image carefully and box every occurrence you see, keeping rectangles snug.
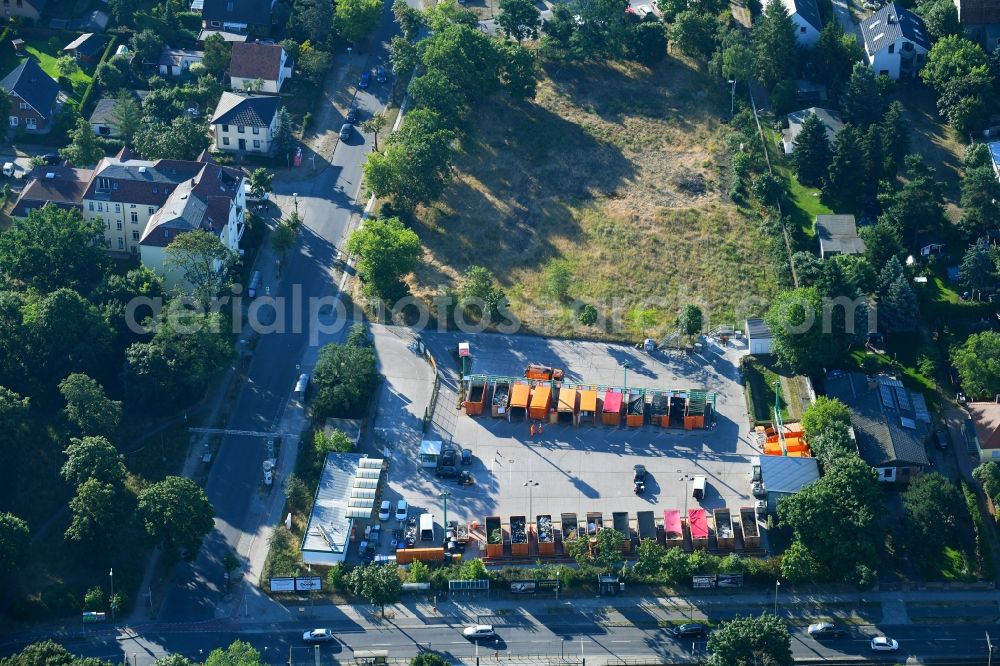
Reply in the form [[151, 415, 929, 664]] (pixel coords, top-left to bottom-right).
[[860, 3, 931, 79], [158, 47, 205, 76], [780, 0, 822, 45], [781, 107, 844, 155], [757, 455, 821, 514], [815, 214, 867, 259], [746, 318, 773, 355]]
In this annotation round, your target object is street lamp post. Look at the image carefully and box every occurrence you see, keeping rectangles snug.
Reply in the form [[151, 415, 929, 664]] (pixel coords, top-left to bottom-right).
[[678, 471, 692, 514], [439, 492, 450, 541], [523, 480, 539, 524], [621, 361, 629, 393], [292, 193, 299, 216], [774, 579, 781, 616], [108, 569, 115, 624], [728, 79, 736, 117]]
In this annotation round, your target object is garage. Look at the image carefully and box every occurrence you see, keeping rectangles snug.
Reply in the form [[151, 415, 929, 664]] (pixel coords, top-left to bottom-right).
[[745, 318, 773, 356]]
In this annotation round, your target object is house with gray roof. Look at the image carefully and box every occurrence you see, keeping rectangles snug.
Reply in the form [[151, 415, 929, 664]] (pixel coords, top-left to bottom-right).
[[780, 0, 823, 45], [781, 107, 843, 155], [815, 214, 866, 258], [860, 3, 931, 79], [1, 59, 61, 133], [210, 91, 281, 155], [825, 371, 931, 483]]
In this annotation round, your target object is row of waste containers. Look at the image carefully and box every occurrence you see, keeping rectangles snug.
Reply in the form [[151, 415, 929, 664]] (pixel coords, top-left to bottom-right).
[[464, 378, 711, 430], [482, 508, 761, 558]]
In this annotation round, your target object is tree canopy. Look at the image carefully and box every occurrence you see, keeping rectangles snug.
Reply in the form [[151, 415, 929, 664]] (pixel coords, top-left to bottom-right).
[[312, 336, 379, 419], [135, 476, 214, 558], [346, 216, 422, 301], [0, 207, 106, 292], [347, 563, 403, 616], [0, 512, 30, 576], [498, 0, 541, 41], [707, 614, 793, 666], [164, 230, 237, 304], [951, 331, 1000, 398], [59, 374, 122, 439], [335, 0, 383, 43]]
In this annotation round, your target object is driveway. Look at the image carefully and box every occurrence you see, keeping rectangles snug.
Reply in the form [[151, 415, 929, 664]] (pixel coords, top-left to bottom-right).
[[832, 0, 863, 43]]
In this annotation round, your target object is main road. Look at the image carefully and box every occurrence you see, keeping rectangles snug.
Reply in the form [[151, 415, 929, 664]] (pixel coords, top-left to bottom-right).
[[155, 3, 401, 623], [8, 618, 994, 664]]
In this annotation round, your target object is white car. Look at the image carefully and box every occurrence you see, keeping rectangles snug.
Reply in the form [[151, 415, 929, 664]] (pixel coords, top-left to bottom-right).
[[302, 628, 334, 643], [634, 4, 653, 16], [378, 500, 391, 521], [870, 636, 898, 652], [395, 499, 408, 521], [463, 625, 496, 640]]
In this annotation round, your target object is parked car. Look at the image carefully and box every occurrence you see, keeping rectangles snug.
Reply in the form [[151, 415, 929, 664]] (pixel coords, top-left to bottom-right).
[[870, 637, 898, 652], [395, 499, 408, 521], [807, 623, 846, 639], [339, 123, 352, 140], [40, 153, 60, 165], [463, 625, 496, 640], [376, 65, 387, 83], [633, 464, 646, 494], [458, 470, 475, 486], [672, 623, 707, 638], [461, 448, 473, 465], [436, 465, 459, 478], [346, 106, 359, 123], [359, 71, 371, 89], [378, 500, 391, 522], [751, 481, 767, 498], [934, 428, 949, 449], [302, 629, 335, 643]]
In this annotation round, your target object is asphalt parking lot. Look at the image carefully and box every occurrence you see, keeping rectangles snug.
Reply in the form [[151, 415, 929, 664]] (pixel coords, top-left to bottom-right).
[[368, 326, 764, 554]]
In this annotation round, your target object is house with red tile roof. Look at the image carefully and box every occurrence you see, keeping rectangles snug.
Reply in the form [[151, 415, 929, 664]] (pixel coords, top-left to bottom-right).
[[229, 42, 290, 93]]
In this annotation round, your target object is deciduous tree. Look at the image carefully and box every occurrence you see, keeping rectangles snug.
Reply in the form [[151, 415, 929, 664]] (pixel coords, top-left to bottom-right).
[[347, 563, 402, 616], [0, 207, 106, 292], [707, 614, 793, 666], [202, 33, 231, 77], [498, 0, 541, 41], [59, 373, 122, 439], [0, 512, 29, 575], [62, 436, 126, 488], [335, 0, 383, 43], [164, 229, 238, 304], [951, 331, 1000, 398], [670, 10, 715, 58], [136, 476, 214, 558], [204, 641, 261, 666], [346, 216, 422, 302], [312, 339, 378, 418], [65, 478, 122, 546]]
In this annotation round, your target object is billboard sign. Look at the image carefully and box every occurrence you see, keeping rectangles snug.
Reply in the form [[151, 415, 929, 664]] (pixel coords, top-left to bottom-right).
[[295, 576, 323, 591], [692, 575, 716, 589], [269, 577, 295, 592], [716, 574, 744, 588]]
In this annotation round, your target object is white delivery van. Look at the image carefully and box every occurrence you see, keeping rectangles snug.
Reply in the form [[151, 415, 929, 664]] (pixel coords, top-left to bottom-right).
[[3, 162, 16, 178], [419, 513, 435, 542], [692, 475, 707, 500]]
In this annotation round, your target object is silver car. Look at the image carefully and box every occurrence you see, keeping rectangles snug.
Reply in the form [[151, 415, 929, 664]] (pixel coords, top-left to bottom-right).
[[339, 123, 352, 140]]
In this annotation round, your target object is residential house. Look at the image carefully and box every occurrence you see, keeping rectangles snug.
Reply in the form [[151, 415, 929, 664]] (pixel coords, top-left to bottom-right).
[[825, 372, 931, 483], [0, 0, 46, 21], [781, 0, 823, 45], [755, 456, 821, 514], [200, 0, 277, 34], [63, 33, 105, 63], [781, 107, 843, 155], [210, 91, 280, 154], [1, 59, 61, 133], [860, 3, 931, 79], [954, 0, 1000, 51], [815, 214, 866, 259], [228, 42, 291, 93], [158, 47, 205, 76], [10, 166, 93, 218], [745, 318, 773, 355], [970, 402, 1000, 462], [80, 151, 245, 285]]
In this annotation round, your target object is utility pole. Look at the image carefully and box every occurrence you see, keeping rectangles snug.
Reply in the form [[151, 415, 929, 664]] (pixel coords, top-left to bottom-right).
[[621, 361, 629, 393], [987, 631, 994, 666], [728, 79, 736, 117], [108, 569, 115, 624], [774, 579, 781, 616]]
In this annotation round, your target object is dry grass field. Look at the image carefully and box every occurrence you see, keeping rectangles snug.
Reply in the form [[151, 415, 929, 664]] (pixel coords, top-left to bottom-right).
[[408, 58, 783, 340]]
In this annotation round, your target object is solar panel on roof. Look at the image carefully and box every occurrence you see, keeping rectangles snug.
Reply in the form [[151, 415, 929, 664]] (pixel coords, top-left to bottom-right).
[[900, 417, 916, 429], [912, 394, 931, 423], [880, 384, 896, 409], [894, 386, 911, 412]]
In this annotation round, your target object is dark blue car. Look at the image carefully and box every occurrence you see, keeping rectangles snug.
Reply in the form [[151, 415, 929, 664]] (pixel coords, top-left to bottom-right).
[[376, 66, 387, 83], [359, 71, 371, 89]]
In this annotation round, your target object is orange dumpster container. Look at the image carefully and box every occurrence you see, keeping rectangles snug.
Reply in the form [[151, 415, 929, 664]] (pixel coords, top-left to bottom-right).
[[529, 385, 552, 421]]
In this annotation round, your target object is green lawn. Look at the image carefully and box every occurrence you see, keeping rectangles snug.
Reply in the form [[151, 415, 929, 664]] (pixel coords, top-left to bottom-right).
[[24, 40, 92, 102], [920, 273, 992, 322], [767, 127, 832, 238], [743, 356, 810, 425]]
